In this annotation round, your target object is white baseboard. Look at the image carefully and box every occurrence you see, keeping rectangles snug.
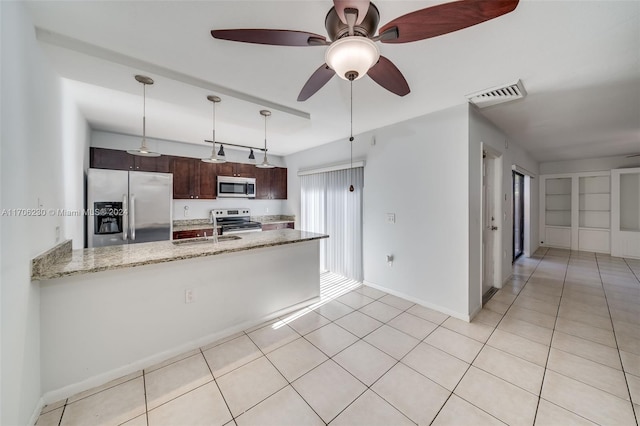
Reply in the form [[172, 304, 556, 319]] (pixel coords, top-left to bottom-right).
[[28, 397, 45, 426], [40, 296, 320, 405], [363, 280, 472, 322]]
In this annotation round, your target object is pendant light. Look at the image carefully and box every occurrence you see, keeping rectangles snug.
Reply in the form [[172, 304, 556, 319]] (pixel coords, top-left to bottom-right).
[[202, 95, 227, 163], [256, 110, 275, 169], [348, 75, 355, 192], [128, 75, 161, 157]]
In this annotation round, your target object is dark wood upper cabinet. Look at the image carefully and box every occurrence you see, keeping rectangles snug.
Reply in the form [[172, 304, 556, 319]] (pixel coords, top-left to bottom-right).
[[198, 161, 218, 199], [170, 157, 197, 199], [255, 167, 287, 200], [216, 162, 256, 178], [89, 148, 286, 200], [90, 147, 133, 171], [271, 167, 287, 199], [170, 157, 217, 199], [90, 147, 170, 172]]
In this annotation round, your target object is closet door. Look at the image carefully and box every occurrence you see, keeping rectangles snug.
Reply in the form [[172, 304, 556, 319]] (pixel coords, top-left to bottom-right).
[[611, 168, 640, 258]]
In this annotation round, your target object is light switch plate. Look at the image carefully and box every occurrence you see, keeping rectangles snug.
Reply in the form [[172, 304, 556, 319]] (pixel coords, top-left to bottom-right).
[[386, 213, 396, 224]]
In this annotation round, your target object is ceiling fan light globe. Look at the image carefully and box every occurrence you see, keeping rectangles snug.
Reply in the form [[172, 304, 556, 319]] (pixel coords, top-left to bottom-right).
[[325, 36, 379, 81]]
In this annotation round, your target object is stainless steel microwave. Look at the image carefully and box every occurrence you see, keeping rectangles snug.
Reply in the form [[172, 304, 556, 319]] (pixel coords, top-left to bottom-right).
[[217, 176, 256, 198]]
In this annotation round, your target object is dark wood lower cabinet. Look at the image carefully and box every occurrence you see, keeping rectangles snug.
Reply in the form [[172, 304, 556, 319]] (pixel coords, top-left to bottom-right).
[[261, 222, 294, 231], [173, 228, 219, 239]]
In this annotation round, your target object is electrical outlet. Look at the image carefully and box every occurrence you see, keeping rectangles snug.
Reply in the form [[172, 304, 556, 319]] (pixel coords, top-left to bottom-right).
[[183, 206, 189, 217], [386, 213, 395, 224], [185, 289, 194, 304], [55, 226, 60, 243], [386, 254, 394, 266], [265, 207, 269, 213]]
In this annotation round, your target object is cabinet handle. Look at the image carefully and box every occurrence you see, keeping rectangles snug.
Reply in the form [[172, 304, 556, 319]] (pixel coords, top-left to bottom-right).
[[195, 195, 199, 199], [190, 195, 194, 199]]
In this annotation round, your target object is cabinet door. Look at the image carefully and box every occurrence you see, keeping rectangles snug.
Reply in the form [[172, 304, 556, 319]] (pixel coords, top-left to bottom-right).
[[254, 168, 272, 199], [170, 157, 196, 199], [198, 162, 217, 199], [90, 147, 133, 171], [236, 163, 256, 178], [216, 163, 235, 177], [271, 167, 288, 199], [134, 155, 170, 173]]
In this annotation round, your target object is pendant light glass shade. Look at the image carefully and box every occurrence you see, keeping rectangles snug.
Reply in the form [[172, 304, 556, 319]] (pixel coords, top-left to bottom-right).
[[202, 95, 227, 164], [128, 75, 161, 157], [255, 110, 275, 169]]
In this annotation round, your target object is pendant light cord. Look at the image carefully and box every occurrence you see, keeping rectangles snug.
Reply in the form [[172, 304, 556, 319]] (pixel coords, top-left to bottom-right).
[[212, 99, 216, 142], [349, 78, 355, 192], [142, 82, 147, 148]]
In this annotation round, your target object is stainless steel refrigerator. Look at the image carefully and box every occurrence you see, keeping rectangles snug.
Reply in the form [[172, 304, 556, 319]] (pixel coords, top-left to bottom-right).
[[87, 168, 173, 248]]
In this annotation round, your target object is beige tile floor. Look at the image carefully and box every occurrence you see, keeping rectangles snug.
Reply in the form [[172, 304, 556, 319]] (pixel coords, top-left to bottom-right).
[[37, 248, 640, 425]]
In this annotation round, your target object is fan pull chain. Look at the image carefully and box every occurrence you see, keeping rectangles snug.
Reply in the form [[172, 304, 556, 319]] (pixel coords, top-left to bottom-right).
[[349, 78, 355, 193]]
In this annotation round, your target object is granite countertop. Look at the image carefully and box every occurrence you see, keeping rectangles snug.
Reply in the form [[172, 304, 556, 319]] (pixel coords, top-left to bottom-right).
[[32, 229, 327, 281]]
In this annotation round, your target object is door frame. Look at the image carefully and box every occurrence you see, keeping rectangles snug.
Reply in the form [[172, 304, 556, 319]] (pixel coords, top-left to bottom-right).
[[513, 170, 525, 261], [481, 145, 503, 297]]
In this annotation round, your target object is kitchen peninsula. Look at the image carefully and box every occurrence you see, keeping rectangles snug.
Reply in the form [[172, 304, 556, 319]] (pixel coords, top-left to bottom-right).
[[33, 229, 328, 400]]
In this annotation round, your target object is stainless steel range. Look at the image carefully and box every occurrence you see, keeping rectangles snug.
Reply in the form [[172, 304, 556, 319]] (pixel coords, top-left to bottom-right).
[[211, 208, 262, 235]]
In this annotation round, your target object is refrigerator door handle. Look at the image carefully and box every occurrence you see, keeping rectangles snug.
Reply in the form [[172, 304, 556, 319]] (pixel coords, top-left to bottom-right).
[[130, 194, 136, 241], [122, 194, 129, 241]]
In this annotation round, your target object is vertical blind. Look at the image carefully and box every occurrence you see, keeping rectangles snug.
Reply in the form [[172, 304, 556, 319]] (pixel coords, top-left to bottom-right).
[[300, 167, 364, 281]]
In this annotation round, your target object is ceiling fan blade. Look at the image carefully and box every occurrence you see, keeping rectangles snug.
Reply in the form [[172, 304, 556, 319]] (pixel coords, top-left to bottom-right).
[[379, 0, 519, 44], [211, 29, 327, 46], [298, 64, 335, 101], [334, 0, 370, 25], [367, 56, 410, 97]]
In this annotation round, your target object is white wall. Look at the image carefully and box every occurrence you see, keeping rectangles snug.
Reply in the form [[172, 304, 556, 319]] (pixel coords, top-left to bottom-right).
[[1, 3, 90, 424], [285, 104, 539, 319], [40, 241, 320, 400], [540, 155, 640, 175], [92, 130, 286, 219], [286, 105, 473, 319], [468, 106, 539, 315]]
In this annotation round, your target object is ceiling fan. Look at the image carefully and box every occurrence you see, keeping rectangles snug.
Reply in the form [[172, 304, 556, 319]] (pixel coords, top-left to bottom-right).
[[211, 0, 519, 101]]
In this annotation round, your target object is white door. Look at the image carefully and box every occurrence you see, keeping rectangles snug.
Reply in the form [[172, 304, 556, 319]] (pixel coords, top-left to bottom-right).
[[482, 152, 497, 296]]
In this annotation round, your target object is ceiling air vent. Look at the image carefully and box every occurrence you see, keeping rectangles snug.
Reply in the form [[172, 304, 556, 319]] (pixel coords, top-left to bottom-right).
[[466, 79, 527, 108]]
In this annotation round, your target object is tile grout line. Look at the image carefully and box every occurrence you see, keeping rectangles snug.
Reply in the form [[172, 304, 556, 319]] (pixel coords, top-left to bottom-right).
[[199, 346, 238, 426], [56, 400, 67, 426], [142, 370, 149, 426], [434, 248, 547, 425], [531, 248, 571, 425], [424, 254, 544, 425], [595, 253, 639, 425], [243, 325, 327, 424]]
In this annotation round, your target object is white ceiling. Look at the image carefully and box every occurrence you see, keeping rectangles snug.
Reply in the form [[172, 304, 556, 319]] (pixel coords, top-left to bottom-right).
[[26, 0, 640, 161]]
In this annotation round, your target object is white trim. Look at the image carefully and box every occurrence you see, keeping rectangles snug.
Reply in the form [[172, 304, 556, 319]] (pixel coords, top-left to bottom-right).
[[40, 296, 319, 405], [363, 280, 472, 322], [297, 160, 365, 176], [512, 164, 537, 178]]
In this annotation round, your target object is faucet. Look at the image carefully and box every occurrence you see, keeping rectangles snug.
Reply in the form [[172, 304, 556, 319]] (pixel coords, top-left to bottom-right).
[[209, 210, 219, 243]]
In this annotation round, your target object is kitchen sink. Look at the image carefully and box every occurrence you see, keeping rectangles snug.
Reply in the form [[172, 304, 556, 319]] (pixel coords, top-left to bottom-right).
[[172, 235, 241, 245]]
